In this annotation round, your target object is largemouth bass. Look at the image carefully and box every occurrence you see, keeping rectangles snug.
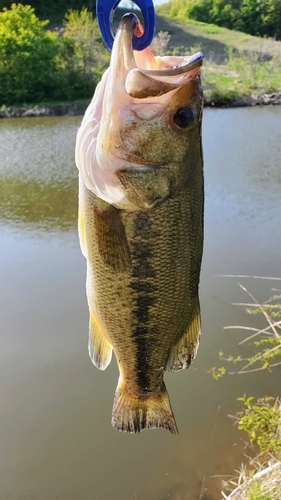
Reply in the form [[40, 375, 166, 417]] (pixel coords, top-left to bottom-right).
[[75, 14, 204, 434]]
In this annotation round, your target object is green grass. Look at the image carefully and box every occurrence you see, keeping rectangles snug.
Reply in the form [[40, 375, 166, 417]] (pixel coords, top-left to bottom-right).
[[224, 462, 281, 500], [247, 480, 278, 500]]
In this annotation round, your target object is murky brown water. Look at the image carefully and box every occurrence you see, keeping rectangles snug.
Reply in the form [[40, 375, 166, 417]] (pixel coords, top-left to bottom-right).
[[0, 107, 280, 500]]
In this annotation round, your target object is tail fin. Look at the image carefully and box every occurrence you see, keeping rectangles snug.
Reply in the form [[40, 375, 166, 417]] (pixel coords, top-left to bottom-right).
[[111, 378, 178, 434]]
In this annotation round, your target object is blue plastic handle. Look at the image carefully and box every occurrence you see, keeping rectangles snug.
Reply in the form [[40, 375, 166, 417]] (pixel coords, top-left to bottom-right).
[[96, 0, 155, 51]]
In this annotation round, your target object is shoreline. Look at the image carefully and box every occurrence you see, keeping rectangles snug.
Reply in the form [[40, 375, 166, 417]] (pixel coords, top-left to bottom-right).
[[1, 93, 280, 118], [0, 101, 88, 119]]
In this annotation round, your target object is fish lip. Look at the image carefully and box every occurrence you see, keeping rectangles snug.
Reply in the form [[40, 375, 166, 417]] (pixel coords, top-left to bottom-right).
[[142, 51, 204, 77]]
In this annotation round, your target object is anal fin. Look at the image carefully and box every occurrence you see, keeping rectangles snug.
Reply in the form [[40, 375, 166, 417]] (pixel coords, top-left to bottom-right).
[[89, 311, 112, 370], [112, 378, 178, 434], [166, 302, 201, 372]]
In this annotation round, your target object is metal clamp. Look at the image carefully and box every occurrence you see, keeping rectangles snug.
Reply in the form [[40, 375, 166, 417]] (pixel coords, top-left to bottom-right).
[[96, 0, 155, 51]]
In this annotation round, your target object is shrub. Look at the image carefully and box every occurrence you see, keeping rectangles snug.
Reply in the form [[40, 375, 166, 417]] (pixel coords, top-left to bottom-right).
[[158, 0, 281, 40], [0, 4, 60, 103], [188, 0, 213, 23], [0, 0, 96, 24], [62, 7, 109, 85], [0, 4, 109, 104], [236, 395, 281, 458]]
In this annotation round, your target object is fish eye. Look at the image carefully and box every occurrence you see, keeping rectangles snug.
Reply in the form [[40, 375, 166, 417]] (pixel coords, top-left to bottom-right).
[[173, 107, 195, 129]]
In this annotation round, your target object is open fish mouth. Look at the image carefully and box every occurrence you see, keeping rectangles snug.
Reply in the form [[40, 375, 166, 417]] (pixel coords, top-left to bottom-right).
[[114, 13, 203, 98]]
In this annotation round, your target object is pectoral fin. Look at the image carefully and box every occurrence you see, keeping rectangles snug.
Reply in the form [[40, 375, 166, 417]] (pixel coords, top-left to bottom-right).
[[89, 311, 112, 370], [166, 303, 201, 372], [94, 205, 132, 271], [78, 207, 87, 259]]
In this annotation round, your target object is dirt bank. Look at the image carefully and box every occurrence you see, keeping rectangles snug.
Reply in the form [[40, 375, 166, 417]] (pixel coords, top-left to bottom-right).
[[1, 93, 280, 118], [204, 92, 281, 108], [0, 102, 88, 119]]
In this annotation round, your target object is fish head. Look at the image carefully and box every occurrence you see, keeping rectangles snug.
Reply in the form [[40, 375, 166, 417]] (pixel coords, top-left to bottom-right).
[[76, 14, 203, 211]]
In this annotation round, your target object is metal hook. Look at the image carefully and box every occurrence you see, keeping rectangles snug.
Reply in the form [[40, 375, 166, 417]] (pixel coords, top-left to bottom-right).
[[96, 0, 155, 51]]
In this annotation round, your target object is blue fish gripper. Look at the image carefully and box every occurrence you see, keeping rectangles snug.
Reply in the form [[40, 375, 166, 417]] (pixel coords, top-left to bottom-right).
[[96, 0, 155, 51]]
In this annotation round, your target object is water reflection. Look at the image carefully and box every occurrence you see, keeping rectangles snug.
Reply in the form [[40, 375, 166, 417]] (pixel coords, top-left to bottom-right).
[[0, 177, 77, 231], [1, 108, 281, 236], [0, 116, 78, 182], [0, 108, 281, 500], [0, 116, 79, 232]]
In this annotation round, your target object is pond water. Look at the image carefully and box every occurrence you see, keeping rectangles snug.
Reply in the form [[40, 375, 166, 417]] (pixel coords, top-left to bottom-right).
[[0, 107, 280, 500]]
